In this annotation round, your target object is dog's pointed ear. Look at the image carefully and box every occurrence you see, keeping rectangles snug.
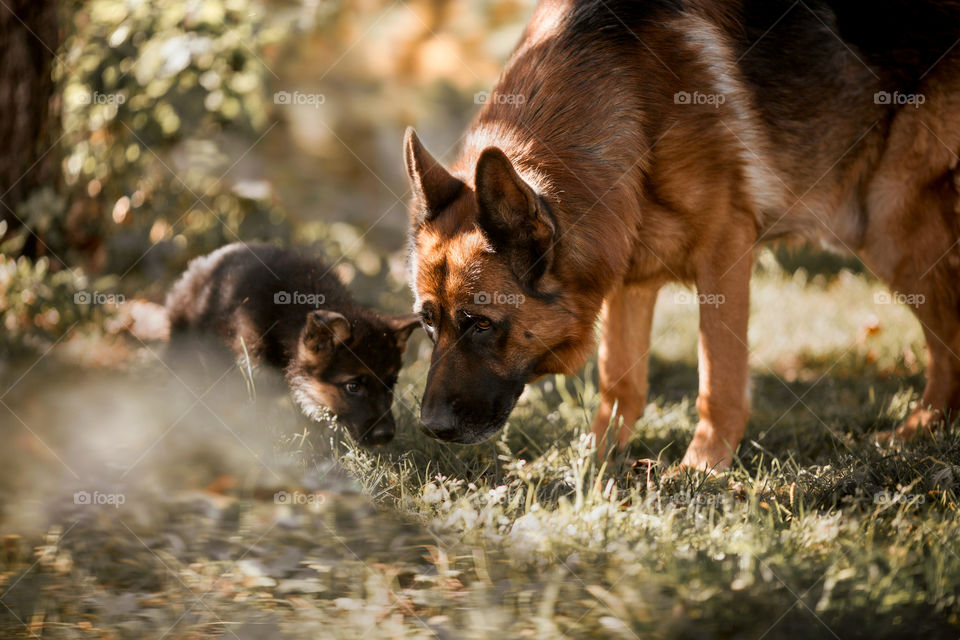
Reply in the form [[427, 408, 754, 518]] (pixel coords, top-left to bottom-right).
[[302, 310, 351, 359], [404, 127, 464, 226], [384, 312, 421, 351], [475, 146, 556, 284]]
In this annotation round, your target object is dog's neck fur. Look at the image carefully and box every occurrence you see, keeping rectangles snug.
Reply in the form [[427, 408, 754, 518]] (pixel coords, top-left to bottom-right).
[[445, 1, 677, 372], [417, 0, 747, 377]]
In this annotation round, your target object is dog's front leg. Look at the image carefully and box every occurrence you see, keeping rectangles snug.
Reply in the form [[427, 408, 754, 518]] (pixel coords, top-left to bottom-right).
[[681, 232, 755, 472], [591, 282, 660, 452]]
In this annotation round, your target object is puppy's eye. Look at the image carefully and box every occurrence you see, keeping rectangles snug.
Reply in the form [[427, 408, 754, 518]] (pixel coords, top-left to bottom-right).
[[474, 318, 493, 333], [344, 381, 364, 395]]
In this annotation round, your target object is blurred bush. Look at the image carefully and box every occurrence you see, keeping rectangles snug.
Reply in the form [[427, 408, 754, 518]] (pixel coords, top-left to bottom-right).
[[53, 0, 293, 277], [0, 255, 90, 359], [2, 0, 298, 358], [0, 0, 539, 358]]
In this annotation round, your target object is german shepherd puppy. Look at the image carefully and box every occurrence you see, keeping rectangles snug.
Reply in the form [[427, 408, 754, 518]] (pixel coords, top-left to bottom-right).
[[166, 243, 419, 445], [403, 0, 960, 469]]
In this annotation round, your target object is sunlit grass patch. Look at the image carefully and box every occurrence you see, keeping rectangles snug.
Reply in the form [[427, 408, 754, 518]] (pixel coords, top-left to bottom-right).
[[2, 259, 959, 638], [321, 256, 958, 637]]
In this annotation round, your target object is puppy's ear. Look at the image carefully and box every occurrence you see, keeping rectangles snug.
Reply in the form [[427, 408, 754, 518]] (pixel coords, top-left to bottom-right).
[[404, 127, 464, 227], [301, 310, 351, 361], [384, 313, 421, 351], [475, 146, 556, 285]]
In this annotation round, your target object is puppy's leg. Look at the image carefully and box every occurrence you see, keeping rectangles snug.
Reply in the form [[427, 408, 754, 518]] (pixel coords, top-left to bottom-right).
[[681, 231, 754, 471], [591, 282, 660, 451]]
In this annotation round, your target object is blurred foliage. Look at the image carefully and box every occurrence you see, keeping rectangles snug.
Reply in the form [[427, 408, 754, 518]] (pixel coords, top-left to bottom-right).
[[53, 0, 292, 275], [0, 255, 91, 359], [2, 0, 301, 358], [0, 0, 541, 359], [770, 242, 866, 279]]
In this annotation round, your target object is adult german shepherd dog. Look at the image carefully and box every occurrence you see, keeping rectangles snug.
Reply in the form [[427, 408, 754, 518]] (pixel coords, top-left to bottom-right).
[[403, 0, 960, 470]]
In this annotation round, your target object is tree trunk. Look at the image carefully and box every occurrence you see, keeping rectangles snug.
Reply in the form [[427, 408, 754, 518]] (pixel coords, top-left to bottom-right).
[[0, 0, 59, 258]]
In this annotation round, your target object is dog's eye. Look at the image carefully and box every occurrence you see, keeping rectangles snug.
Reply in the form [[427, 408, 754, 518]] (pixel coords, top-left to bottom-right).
[[474, 318, 493, 333], [344, 380, 364, 395]]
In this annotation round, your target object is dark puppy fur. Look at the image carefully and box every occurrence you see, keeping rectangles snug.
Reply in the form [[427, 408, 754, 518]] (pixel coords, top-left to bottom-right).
[[166, 243, 419, 444]]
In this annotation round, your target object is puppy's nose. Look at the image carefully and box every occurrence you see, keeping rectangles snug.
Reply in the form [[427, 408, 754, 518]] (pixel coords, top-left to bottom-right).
[[420, 405, 457, 441], [364, 422, 394, 445]]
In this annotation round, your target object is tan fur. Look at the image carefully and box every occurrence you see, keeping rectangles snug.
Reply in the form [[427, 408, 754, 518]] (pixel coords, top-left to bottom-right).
[[594, 282, 662, 451], [405, 0, 960, 467]]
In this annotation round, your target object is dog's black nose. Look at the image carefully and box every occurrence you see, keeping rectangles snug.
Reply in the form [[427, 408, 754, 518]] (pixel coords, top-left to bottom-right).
[[363, 422, 394, 445], [420, 406, 458, 441], [420, 420, 457, 441]]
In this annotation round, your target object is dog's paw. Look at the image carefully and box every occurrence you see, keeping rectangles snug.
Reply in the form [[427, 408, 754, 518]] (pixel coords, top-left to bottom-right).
[[679, 422, 741, 473], [874, 407, 943, 444], [679, 445, 732, 474]]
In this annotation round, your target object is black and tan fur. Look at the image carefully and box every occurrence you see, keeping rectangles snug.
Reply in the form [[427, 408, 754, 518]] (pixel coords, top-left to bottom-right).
[[166, 243, 419, 445], [403, 0, 960, 469]]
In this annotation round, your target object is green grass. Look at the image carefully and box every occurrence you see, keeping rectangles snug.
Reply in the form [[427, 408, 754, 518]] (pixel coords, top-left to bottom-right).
[[1, 251, 959, 638]]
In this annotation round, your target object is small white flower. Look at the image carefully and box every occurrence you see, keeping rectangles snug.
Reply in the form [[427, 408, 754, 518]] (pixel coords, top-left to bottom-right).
[[445, 506, 479, 530], [422, 483, 443, 505], [487, 485, 508, 503], [509, 513, 546, 555]]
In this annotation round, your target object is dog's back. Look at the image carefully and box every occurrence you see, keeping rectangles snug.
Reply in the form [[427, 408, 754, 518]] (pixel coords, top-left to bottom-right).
[[166, 242, 352, 367]]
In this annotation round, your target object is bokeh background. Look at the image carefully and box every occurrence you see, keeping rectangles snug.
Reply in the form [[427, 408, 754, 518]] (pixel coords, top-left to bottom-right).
[[1, 0, 537, 361], [3, 2, 958, 638]]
